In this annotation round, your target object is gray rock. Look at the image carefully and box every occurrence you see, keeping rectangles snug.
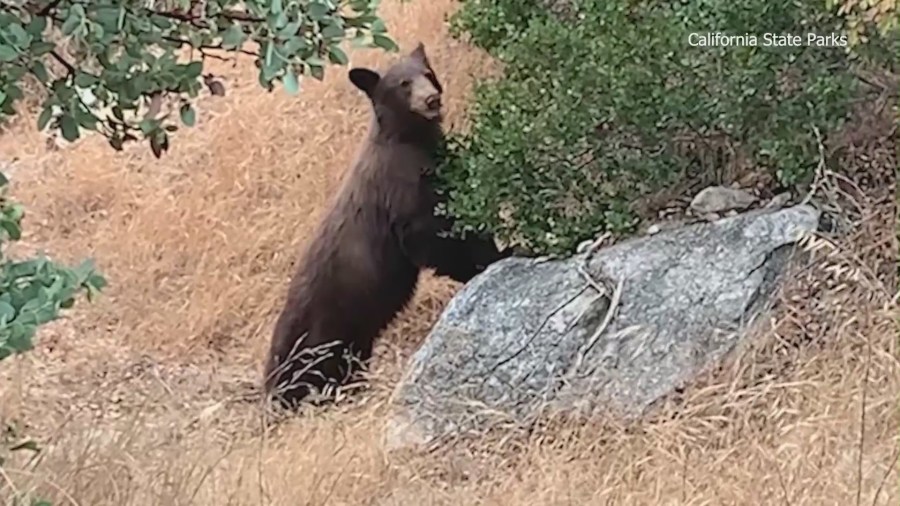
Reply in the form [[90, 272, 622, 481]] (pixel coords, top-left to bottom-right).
[[766, 192, 792, 209], [385, 205, 820, 450], [690, 186, 757, 215]]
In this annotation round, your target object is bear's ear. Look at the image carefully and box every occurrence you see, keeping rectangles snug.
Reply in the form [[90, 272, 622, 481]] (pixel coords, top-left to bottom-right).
[[349, 68, 380, 97], [410, 42, 429, 64]]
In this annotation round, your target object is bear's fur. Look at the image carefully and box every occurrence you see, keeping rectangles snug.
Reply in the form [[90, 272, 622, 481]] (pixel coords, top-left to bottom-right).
[[263, 43, 510, 408]]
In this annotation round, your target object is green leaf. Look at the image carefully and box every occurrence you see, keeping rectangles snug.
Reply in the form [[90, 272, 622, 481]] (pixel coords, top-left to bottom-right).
[[257, 68, 273, 90], [95, 6, 121, 30], [371, 18, 387, 34], [271, 0, 283, 14], [328, 46, 349, 65], [322, 24, 345, 39], [74, 107, 98, 129], [7, 24, 30, 47], [72, 258, 97, 280], [345, 14, 377, 28], [61, 13, 81, 36], [92, 23, 106, 40], [372, 34, 399, 52], [180, 103, 196, 126], [87, 272, 108, 291], [36, 106, 53, 131], [1, 218, 22, 241], [74, 72, 98, 87], [283, 36, 309, 55], [277, 21, 303, 39], [0, 302, 15, 324], [26, 16, 48, 37], [31, 61, 49, 82], [6, 322, 34, 353], [30, 42, 54, 56], [282, 71, 300, 95], [150, 15, 173, 30], [5, 67, 26, 84], [308, 62, 325, 81], [308, 2, 331, 21], [306, 55, 326, 67], [0, 45, 17, 62], [221, 25, 246, 49], [184, 61, 203, 79], [33, 304, 59, 326], [7, 203, 24, 221], [149, 130, 168, 158], [274, 12, 289, 29], [60, 115, 79, 142]]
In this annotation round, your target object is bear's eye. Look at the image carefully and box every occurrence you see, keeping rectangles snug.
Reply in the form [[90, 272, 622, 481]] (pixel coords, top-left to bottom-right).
[[400, 79, 411, 88]]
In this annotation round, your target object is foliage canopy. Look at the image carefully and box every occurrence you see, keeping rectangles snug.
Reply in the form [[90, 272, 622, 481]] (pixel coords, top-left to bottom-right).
[[0, 0, 398, 156]]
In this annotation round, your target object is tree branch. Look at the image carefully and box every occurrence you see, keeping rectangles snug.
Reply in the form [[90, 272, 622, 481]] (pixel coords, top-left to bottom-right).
[[148, 7, 265, 26], [49, 50, 75, 75], [162, 35, 259, 57], [36, 0, 62, 16]]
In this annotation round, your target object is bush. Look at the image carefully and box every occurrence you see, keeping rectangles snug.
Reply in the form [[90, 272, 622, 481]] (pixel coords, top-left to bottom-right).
[[437, 0, 881, 256], [0, 174, 106, 361]]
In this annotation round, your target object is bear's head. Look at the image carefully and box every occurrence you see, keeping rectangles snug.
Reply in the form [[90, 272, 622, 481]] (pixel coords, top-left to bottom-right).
[[349, 42, 444, 125]]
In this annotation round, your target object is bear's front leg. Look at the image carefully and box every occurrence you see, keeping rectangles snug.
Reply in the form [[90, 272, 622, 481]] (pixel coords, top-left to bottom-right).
[[394, 214, 510, 284]]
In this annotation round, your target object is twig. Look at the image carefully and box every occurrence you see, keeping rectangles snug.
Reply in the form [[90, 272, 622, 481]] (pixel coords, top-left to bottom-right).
[[147, 6, 265, 29], [799, 125, 827, 207], [566, 233, 622, 377], [48, 50, 75, 76], [162, 36, 259, 57], [568, 274, 623, 377]]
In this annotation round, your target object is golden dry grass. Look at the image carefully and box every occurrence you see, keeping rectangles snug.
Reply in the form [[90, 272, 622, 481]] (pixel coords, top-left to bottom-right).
[[0, 0, 898, 504]]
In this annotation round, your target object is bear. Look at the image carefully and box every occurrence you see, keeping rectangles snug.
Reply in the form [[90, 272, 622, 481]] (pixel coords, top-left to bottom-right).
[[263, 42, 510, 409]]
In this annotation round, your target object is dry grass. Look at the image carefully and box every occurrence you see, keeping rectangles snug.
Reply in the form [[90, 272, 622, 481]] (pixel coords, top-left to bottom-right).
[[0, 0, 898, 504]]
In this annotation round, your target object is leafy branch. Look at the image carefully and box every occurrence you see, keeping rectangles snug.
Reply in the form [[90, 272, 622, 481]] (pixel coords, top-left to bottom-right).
[[0, 0, 400, 157]]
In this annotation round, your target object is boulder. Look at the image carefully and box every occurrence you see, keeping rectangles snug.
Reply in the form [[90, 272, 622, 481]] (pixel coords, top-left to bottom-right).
[[385, 205, 820, 450]]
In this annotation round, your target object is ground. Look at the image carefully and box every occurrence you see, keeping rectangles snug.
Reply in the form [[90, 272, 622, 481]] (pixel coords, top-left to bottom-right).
[[0, 1, 898, 504]]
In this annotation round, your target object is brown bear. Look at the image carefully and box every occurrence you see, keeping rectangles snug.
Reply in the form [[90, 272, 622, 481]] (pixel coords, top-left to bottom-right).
[[263, 42, 510, 409]]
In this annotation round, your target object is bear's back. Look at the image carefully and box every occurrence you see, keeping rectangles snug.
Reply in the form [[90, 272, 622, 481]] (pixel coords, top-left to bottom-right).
[[292, 141, 430, 322]]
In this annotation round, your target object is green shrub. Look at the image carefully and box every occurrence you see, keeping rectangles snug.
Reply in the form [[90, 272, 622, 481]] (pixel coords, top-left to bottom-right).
[[0, 174, 105, 361], [437, 0, 868, 255]]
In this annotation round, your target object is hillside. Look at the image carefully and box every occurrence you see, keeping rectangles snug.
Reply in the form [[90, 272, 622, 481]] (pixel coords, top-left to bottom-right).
[[0, 0, 897, 504]]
